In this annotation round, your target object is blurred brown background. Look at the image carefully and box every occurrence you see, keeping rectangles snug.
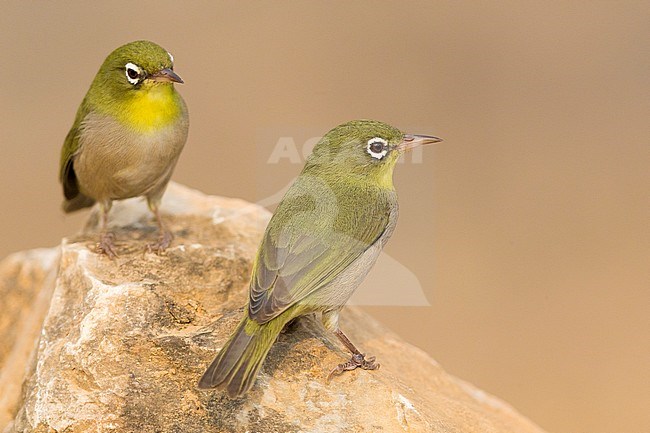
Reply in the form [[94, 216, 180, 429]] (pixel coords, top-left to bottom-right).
[[1, 2, 648, 432]]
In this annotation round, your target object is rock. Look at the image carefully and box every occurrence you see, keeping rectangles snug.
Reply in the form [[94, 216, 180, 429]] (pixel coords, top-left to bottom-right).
[[0, 183, 547, 433], [0, 249, 60, 430]]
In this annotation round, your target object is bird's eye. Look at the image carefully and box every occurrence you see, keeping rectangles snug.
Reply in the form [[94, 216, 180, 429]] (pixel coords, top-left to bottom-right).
[[125, 63, 142, 85], [367, 137, 389, 160]]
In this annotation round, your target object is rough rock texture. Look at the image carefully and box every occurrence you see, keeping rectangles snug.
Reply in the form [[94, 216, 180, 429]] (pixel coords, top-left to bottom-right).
[[0, 183, 547, 433]]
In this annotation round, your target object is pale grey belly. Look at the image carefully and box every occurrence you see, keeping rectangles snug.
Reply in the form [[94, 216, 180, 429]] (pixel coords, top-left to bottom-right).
[[74, 114, 188, 202], [307, 241, 383, 309]]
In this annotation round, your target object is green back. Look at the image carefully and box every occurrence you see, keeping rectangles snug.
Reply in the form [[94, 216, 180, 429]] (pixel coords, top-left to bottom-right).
[[249, 172, 398, 323]]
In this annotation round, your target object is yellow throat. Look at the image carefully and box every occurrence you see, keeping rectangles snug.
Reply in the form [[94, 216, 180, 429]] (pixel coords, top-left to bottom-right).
[[117, 83, 182, 133]]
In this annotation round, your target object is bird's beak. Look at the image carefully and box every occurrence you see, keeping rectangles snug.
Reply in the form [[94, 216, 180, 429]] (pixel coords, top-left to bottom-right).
[[150, 68, 184, 84], [397, 134, 443, 152]]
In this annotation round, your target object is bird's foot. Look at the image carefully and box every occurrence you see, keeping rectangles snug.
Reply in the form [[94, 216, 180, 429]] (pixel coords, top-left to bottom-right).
[[327, 353, 380, 383], [96, 232, 118, 259], [146, 230, 173, 255]]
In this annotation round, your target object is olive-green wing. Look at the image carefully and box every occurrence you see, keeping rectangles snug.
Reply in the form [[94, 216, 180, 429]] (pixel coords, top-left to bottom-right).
[[59, 99, 94, 210], [60, 126, 81, 199], [248, 175, 394, 324]]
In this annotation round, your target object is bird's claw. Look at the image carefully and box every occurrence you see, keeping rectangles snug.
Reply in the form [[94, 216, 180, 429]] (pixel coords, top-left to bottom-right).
[[96, 232, 118, 259], [327, 353, 380, 383], [146, 230, 173, 255]]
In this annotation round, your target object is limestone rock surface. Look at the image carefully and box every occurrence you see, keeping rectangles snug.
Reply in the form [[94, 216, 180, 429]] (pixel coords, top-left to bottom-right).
[[0, 183, 547, 433]]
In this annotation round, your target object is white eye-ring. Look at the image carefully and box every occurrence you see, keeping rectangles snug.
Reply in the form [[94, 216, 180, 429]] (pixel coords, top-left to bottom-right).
[[367, 137, 389, 160], [167, 52, 174, 64], [125, 62, 142, 85]]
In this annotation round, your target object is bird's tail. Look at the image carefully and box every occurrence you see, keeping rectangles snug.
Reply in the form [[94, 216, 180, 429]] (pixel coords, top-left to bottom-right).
[[198, 316, 282, 398], [63, 194, 96, 213]]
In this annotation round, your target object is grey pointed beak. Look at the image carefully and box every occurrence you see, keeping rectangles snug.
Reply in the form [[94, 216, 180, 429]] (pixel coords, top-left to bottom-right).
[[397, 134, 443, 152], [150, 68, 184, 84]]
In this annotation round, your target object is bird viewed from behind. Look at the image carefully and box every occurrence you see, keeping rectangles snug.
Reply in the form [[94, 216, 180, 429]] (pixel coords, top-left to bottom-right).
[[198, 119, 441, 398], [59, 40, 189, 258]]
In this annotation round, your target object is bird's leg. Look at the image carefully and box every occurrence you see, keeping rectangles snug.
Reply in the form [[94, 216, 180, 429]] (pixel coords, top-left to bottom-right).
[[146, 204, 173, 254], [96, 201, 117, 259], [327, 328, 380, 382]]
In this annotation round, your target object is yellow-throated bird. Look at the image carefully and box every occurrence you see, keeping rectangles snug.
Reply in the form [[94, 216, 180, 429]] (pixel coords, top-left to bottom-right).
[[59, 40, 189, 257], [198, 119, 441, 398]]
